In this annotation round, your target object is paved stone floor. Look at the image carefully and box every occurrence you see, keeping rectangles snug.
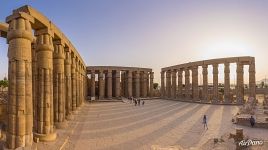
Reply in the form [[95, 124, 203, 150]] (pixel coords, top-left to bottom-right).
[[60, 99, 268, 150]]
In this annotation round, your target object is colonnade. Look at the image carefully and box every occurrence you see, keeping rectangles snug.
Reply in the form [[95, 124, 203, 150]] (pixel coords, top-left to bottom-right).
[[161, 57, 256, 104], [87, 66, 154, 99], [0, 6, 87, 149]]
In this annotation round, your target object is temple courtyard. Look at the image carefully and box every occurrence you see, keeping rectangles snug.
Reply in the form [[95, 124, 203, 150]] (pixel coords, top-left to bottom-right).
[[34, 99, 268, 150]]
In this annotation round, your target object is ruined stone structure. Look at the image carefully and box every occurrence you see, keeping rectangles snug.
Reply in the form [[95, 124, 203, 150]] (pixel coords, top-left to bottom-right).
[[87, 66, 154, 99], [0, 6, 87, 149], [161, 57, 256, 104]]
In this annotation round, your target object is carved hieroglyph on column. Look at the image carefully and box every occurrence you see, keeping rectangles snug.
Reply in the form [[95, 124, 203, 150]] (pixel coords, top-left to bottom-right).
[[65, 50, 73, 120], [171, 70, 177, 99], [6, 12, 34, 149], [236, 62, 244, 104], [99, 71, 104, 99], [34, 28, 57, 142], [161, 71, 165, 98], [224, 62, 231, 103], [192, 66, 199, 101], [212, 64, 219, 103], [202, 65, 208, 102], [53, 40, 67, 129]]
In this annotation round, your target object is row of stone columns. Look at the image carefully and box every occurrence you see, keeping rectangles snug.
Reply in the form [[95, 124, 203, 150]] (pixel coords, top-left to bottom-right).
[[6, 12, 87, 149], [161, 61, 256, 104], [88, 70, 154, 99]]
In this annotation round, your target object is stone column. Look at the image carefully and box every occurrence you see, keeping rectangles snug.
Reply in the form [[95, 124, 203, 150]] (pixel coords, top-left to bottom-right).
[[212, 64, 219, 103], [236, 62, 244, 104], [139, 72, 144, 97], [107, 70, 112, 99], [53, 40, 67, 129], [192, 66, 199, 101], [161, 71, 165, 98], [71, 56, 77, 111], [32, 44, 37, 139], [64, 51, 73, 120], [115, 70, 120, 99], [202, 65, 208, 102], [166, 70, 171, 99], [143, 72, 148, 97], [249, 59, 256, 99], [76, 62, 80, 107], [6, 13, 34, 149], [185, 68, 190, 99], [135, 71, 140, 98], [127, 71, 133, 97], [224, 62, 231, 103], [91, 71, 95, 100], [150, 72, 154, 97], [171, 70, 177, 99], [177, 69, 183, 99], [99, 71, 104, 99], [34, 28, 56, 142]]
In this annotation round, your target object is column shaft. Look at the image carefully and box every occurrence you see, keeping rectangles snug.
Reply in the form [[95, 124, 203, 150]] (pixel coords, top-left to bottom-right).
[[128, 71, 133, 97], [202, 65, 208, 102], [34, 28, 56, 141], [212, 64, 219, 103], [171, 70, 177, 99], [135, 72, 140, 98], [185, 68, 190, 99], [71, 57, 77, 110], [115, 70, 120, 98], [91, 71, 95, 100], [166, 71, 171, 98], [192, 66, 199, 101], [99, 71, 104, 99], [65, 51, 73, 120], [161, 71, 165, 98], [224, 63, 230, 103], [249, 59, 256, 99], [177, 69, 183, 98], [53, 40, 67, 128], [149, 72, 154, 97], [107, 70, 112, 99], [236, 62, 244, 104]]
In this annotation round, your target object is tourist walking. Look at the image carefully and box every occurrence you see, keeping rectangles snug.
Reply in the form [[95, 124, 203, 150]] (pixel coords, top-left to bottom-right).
[[203, 115, 208, 129], [138, 99, 141, 106], [142, 100, 145, 105], [134, 99, 137, 106], [250, 116, 255, 127]]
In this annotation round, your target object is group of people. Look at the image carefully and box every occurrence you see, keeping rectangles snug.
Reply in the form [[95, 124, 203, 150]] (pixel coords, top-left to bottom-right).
[[128, 97, 145, 106]]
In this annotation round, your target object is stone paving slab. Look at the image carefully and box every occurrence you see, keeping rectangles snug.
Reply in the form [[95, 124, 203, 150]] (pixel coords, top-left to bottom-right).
[[26, 100, 268, 150]]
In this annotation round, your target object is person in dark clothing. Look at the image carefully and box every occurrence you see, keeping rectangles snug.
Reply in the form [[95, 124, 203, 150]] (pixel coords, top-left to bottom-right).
[[203, 115, 208, 130], [250, 116, 255, 127], [138, 99, 140, 106], [134, 99, 137, 106], [142, 100, 145, 105]]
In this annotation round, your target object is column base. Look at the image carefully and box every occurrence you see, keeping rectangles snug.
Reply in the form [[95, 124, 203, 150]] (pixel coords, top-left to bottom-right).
[[55, 121, 68, 129], [33, 132, 57, 142], [66, 114, 74, 121], [72, 110, 79, 115]]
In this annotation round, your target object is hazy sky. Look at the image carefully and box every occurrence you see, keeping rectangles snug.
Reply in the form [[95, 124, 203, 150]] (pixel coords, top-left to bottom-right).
[[1, 0, 268, 84]]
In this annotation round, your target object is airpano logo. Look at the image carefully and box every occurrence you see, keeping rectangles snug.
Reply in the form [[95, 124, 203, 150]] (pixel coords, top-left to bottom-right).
[[238, 139, 264, 147]]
